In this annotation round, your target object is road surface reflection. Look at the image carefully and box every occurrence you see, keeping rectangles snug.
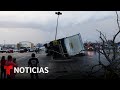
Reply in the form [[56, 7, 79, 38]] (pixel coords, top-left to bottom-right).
[[87, 51, 95, 57]]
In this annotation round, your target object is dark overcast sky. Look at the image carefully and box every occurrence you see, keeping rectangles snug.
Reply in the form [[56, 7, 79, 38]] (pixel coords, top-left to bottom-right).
[[0, 11, 119, 44]]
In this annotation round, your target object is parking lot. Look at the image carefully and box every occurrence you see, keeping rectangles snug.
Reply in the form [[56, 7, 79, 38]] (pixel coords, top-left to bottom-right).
[[0, 51, 109, 79]]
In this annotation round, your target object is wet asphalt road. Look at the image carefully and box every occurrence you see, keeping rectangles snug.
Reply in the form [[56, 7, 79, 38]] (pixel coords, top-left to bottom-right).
[[0, 51, 109, 79]]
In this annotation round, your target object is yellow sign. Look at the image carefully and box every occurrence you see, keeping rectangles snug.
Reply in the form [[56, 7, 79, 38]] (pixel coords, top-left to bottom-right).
[[53, 40, 59, 45]]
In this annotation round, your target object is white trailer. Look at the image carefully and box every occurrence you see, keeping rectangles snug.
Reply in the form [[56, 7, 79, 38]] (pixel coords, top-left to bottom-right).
[[64, 33, 85, 56]]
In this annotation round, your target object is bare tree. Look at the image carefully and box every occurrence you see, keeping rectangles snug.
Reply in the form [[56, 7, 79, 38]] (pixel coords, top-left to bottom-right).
[[88, 11, 120, 79]]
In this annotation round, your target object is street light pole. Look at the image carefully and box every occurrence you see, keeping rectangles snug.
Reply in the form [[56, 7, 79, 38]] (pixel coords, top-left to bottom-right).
[[55, 12, 62, 40]]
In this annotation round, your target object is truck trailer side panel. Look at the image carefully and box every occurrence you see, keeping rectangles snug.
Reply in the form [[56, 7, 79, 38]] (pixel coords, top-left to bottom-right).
[[64, 34, 85, 56]]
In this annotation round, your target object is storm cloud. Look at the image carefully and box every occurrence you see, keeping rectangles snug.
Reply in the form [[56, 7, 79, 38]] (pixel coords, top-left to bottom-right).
[[0, 11, 119, 44]]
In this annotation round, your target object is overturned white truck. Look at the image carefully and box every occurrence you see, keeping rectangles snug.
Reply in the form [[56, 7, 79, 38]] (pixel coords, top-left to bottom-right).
[[44, 33, 85, 59]]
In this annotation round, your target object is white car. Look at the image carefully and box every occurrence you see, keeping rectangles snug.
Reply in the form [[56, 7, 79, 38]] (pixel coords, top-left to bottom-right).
[[40, 46, 45, 51], [29, 49, 34, 52], [13, 49, 19, 52]]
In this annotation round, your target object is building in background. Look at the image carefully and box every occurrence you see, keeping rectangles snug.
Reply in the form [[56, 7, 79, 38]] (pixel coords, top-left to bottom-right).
[[0, 44, 17, 49], [0, 44, 17, 53], [4, 44, 17, 49], [17, 41, 34, 50]]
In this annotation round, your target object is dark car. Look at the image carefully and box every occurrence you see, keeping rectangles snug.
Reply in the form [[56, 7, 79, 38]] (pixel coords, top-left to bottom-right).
[[6, 49, 14, 53], [19, 49, 25, 53]]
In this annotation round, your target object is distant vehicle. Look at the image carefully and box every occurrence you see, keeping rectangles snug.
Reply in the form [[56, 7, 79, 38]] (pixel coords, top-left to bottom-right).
[[40, 46, 45, 51], [19, 49, 25, 53], [0, 47, 2, 52], [0, 47, 1, 50], [0, 47, 7, 53], [29, 48, 34, 52], [6, 49, 14, 53], [19, 47, 29, 53], [13, 49, 19, 52], [87, 46, 94, 51]]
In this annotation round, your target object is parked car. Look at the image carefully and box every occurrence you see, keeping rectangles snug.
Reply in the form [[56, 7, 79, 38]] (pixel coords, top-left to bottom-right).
[[19, 49, 25, 53], [13, 49, 19, 52], [29, 49, 34, 52], [6, 49, 14, 53]]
